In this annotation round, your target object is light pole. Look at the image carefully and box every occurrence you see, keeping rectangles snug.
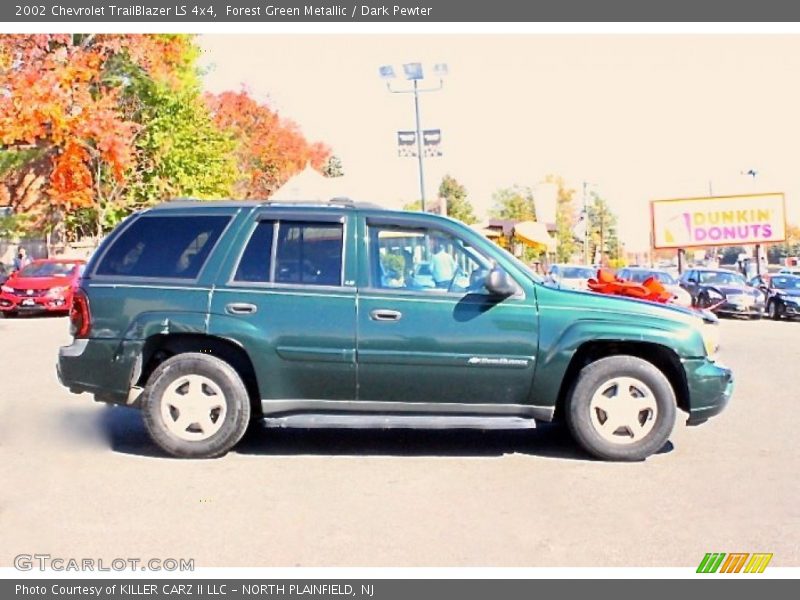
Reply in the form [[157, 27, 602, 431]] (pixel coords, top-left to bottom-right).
[[379, 62, 447, 213]]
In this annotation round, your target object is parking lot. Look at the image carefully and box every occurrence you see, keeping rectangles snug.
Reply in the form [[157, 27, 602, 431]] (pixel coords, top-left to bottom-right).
[[1, 313, 798, 568]]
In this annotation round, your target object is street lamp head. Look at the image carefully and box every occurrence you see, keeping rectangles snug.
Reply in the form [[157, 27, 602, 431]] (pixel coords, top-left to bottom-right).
[[433, 63, 449, 78], [402, 62, 424, 80], [378, 65, 396, 79]]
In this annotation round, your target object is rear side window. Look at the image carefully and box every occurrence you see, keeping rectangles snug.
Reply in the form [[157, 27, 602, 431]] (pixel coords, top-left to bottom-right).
[[234, 220, 344, 287], [95, 215, 230, 279], [275, 222, 343, 286], [234, 221, 275, 282]]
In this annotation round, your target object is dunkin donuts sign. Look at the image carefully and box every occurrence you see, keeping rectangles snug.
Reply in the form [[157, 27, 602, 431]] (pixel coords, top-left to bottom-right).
[[651, 193, 786, 249]]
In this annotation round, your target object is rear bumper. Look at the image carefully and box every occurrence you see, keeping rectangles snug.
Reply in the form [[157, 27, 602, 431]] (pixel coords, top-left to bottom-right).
[[684, 358, 734, 425], [57, 338, 136, 402]]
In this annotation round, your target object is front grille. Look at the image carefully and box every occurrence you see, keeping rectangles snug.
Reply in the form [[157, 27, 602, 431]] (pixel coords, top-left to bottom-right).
[[11, 288, 47, 298]]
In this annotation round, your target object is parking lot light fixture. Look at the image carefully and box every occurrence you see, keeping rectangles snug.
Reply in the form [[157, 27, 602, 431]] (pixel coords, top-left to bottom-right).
[[380, 62, 448, 213], [378, 65, 396, 80]]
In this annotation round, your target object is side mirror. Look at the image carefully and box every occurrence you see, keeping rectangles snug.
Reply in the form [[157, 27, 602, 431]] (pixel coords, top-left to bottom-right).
[[485, 266, 518, 297], [687, 277, 697, 284]]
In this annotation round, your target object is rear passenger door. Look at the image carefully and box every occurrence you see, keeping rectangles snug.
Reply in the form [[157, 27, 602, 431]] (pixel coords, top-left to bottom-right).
[[208, 211, 357, 404]]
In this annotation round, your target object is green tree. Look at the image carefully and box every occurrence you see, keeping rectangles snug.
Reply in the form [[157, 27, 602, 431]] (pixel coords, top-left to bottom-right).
[[490, 185, 536, 221], [125, 82, 237, 210], [322, 155, 344, 178], [402, 199, 423, 212], [490, 185, 540, 262], [588, 192, 620, 264], [438, 174, 476, 224], [545, 175, 579, 262]]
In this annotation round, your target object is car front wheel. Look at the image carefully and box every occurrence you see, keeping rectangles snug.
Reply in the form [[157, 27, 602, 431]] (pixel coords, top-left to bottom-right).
[[142, 353, 251, 458], [768, 300, 783, 320], [566, 355, 677, 461]]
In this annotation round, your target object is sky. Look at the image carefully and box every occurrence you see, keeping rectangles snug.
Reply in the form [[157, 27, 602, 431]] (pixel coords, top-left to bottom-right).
[[198, 35, 800, 251]]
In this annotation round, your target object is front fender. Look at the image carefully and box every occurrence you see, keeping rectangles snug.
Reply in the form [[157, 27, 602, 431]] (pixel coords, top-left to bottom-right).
[[531, 308, 705, 410]]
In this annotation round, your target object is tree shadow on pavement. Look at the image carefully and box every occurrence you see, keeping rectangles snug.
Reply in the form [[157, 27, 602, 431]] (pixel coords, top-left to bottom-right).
[[92, 405, 673, 461]]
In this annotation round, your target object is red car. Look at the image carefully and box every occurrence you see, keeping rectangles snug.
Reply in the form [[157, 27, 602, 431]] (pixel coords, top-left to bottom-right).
[[0, 258, 86, 316]]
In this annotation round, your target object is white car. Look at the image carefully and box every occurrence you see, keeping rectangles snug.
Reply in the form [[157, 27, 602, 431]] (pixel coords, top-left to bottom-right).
[[616, 267, 693, 307], [546, 264, 595, 291]]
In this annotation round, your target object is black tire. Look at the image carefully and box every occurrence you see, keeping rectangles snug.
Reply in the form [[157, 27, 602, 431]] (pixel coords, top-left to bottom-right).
[[566, 355, 677, 461], [697, 292, 710, 309], [768, 300, 783, 320], [142, 353, 251, 458]]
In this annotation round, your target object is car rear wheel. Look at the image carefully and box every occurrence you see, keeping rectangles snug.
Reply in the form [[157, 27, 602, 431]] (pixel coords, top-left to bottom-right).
[[142, 353, 251, 458], [566, 355, 677, 461]]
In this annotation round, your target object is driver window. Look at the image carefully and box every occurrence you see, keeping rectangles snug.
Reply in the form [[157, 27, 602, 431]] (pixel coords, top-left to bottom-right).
[[369, 224, 490, 294]]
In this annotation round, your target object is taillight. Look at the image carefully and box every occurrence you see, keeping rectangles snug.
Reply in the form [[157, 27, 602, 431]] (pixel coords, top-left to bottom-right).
[[70, 289, 91, 338]]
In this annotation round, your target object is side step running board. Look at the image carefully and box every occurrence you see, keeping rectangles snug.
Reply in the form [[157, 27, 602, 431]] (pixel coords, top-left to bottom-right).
[[262, 414, 537, 430]]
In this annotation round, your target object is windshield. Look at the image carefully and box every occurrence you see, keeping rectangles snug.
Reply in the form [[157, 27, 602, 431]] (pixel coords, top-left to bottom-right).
[[772, 276, 800, 290], [698, 271, 746, 286], [18, 262, 77, 278], [561, 267, 595, 279], [628, 270, 677, 285]]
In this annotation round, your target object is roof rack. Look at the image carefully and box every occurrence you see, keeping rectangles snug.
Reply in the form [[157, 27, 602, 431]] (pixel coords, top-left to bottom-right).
[[264, 197, 384, 210], [153, 197, 386, 211]]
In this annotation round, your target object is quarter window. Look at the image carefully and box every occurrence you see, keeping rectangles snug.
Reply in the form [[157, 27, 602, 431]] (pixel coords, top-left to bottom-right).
[[95, 215, 230, 279]]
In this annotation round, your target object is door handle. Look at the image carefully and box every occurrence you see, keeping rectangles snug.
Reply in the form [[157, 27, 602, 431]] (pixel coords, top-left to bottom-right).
[[225, 302, 257, 315], [370, 309, 402, 322]]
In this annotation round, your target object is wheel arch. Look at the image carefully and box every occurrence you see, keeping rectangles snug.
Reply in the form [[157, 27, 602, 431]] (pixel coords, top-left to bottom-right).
[[554, 340, 690, 420], [136, 333, 262, 416]]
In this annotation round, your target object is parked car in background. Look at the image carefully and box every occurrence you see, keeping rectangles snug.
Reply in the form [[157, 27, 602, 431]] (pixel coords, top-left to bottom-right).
[[754, 274, 800, 320], [616, 267, 692, 307], [545, 264, 595, 291], [679, 268, 764, 318], [0, 258, 85, 317], [778, 267, 800, 277]]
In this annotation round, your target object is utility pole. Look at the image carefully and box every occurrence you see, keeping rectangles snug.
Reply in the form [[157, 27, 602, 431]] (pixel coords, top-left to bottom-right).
[[582, 181, 589, 265]]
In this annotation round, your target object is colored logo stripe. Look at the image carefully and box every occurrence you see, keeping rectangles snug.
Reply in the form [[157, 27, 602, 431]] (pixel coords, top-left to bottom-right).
[[697, 553, 726, 573], [720, 553, 749, 573], [744, 553, 773, 573], [697, 552, 773, 573]]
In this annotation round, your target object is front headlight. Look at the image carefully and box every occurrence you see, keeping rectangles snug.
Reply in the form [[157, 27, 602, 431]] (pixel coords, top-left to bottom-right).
[[46, 286, 70, 297], [0, 285, 13, 293]]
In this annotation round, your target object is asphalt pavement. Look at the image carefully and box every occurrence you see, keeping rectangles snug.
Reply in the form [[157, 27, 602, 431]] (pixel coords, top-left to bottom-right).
[[1, 314, 797, 567]]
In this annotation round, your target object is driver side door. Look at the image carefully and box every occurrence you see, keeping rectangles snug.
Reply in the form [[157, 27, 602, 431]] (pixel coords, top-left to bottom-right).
[[355, 215, 539, 408]]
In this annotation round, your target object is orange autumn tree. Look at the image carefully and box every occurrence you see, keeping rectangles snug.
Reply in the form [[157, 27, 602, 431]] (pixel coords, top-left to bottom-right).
[[205, 90, 331, 198], [0, 34, 196, 235]]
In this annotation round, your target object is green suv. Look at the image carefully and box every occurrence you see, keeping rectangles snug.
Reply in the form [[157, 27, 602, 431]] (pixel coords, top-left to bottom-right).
[[57, 199, 732, 460]]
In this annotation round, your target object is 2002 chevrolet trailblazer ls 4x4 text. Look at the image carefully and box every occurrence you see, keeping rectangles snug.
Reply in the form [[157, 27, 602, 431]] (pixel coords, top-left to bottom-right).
[[57, 199, 732, 460]]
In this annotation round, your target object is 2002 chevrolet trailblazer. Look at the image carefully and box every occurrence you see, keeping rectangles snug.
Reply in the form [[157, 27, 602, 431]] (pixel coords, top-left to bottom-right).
[[57, 199, 732, 460]]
